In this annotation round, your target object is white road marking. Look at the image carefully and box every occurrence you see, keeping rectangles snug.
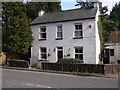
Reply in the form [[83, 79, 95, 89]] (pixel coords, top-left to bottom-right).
[[2, 79, 52, 88], [22, 82, 52, 88]]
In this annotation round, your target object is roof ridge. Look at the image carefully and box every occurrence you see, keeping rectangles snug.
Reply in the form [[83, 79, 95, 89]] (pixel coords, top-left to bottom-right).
[[44, 6, 94, 15]]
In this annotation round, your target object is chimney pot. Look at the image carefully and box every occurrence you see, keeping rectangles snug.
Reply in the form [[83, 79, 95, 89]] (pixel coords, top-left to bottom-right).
[[38, 10, 44, 16]]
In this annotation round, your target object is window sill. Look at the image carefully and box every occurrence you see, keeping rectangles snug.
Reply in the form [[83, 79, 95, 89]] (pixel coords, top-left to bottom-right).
[[39, 39, 46, 41], [73, 37, 83, 39], [39, 60, 47, 61], [55, 38, 63, 40]]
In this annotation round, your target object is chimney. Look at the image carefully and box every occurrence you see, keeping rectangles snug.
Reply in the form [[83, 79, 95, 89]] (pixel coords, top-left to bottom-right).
[[38, 10, 44, 16], [93, 2, 101, 10]]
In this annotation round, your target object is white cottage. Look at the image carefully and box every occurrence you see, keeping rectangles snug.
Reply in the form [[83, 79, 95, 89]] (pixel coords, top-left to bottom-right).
[[30, 3, 101, 66]]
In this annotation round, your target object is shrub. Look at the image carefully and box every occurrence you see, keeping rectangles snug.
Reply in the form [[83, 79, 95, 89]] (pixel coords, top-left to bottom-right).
[[57, 58, 83, 64]]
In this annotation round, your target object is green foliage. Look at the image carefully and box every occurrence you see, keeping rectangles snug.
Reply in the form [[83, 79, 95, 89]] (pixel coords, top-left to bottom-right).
[[98, 16, 104, 51], [100, 6, 108, 15], [100, 2, 120, 43], [57, 58, 83, 64], [109, 2, 120, 31], [40, 2, 61, 13], [75, 0, 100, 8], [25, 2, 61, 21], [2, 2, 33, 58], [2, 2, 61, 60], [25, 2, 39, 21]]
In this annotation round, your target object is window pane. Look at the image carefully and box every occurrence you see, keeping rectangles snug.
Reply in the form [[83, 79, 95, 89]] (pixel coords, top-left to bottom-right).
[[80, 31, 82, 36], [41, 54, 47, 59], [75, 47, 83, 53], [80, 54, 83, 60], [78, 25, 82, 29], [57, 32, 62, 37], [57, 25, 62, 38], [41, 48, 46, 52], [75, 24, 82, 30], [40, 47, 47, 60], [75, 54, 83, 60], [40, 27, 46, 32], [110, 49, 114, 56], [75, 54, 80, 59], [57, 47, 63, 50], [41, 33, 46, 38], [75, 25, 79, 30], [75, 31, 81, 37]]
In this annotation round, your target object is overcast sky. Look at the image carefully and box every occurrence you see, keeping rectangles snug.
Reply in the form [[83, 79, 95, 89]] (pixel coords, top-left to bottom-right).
[[61, 0, 120, 14]]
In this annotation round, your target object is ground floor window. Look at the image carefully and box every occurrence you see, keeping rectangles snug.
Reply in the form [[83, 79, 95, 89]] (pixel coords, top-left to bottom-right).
[[74, 47, 83, 62], [110, 49, 114, 56], [40, 47, 47, 60]]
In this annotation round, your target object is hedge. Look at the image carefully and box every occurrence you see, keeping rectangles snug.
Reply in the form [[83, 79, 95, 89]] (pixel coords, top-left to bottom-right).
[[57, 58, 83, 64]]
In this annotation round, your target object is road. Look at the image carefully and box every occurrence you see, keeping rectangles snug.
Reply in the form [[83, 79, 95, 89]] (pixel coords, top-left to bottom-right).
[[2, 69, 119, 88]]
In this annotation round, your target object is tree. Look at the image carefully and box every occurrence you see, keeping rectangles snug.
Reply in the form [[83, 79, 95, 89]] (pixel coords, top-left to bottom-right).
[[25, 2, 61, 21], [101, 2, 120, 43], [2, 2, 33, 59], [0, 2, 2, 54], [25, 2, 40, 21], [40, 2, 61, 13], [109, 2, 120, 31], [75, 0, 99, 8], [108, 31, 120, 42]]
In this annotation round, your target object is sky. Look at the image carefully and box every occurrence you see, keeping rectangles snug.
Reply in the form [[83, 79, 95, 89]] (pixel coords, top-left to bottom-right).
[[61, 0, 120, 14]]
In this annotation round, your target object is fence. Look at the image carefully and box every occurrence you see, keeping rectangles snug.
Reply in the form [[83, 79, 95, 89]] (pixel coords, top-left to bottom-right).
[[8, 60, 29, 68], [104, 64, 120, 74], [42, 63, 120, 75]]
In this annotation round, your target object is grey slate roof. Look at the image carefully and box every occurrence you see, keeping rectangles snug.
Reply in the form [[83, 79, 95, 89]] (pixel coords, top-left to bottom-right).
[[104, 43, 120, 46], [30, 7, 97, 25]]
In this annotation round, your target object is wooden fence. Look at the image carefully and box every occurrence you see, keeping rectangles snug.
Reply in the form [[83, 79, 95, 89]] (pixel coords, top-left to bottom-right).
[[104, 64, 120, 74], [41, 63, 120, 75], [8, 60, 29, 68]]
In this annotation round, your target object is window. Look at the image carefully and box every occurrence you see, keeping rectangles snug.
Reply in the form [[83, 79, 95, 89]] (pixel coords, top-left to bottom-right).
[[110, 49, 114, 56], [40, 47, 47, 60], [39, 26, 46, 40], [74, 23, 83, 39], [56, 25, 63, 39], [75, 47, 83, 62]]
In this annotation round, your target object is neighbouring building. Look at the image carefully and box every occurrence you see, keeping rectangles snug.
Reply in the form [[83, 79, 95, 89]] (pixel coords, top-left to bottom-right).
[[104, 43, 120, 64], [30, 3, 101, 66]]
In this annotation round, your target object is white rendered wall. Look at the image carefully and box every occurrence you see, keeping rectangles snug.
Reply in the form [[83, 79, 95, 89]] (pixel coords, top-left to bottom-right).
[[31, 19, 100, 66], [95, 7, 101, 64]]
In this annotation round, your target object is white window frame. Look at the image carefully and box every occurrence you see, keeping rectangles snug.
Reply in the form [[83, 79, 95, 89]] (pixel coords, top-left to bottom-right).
[[39, 47, 47, 60], [74, 23, 83, 38], [39, 26, 46, 40], [56, 25, 63, 39], [74, 46, 83, 62]]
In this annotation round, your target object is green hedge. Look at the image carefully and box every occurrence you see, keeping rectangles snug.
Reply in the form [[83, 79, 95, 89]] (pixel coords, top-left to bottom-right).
[[57, 58, 83, 64]]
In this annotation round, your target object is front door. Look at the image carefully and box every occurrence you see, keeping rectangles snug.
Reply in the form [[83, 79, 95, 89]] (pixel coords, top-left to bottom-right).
[[57, 47, 63, 62], [104, 49, 110, 64]]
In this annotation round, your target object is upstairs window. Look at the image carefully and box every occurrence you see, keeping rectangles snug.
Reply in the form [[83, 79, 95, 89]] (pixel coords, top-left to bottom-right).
[[75, 47, 83, 62], [39, 26, 46, 40], [40, 47, 47, 60], [74, 23, 83, 39], [56, 25, 63, 40]]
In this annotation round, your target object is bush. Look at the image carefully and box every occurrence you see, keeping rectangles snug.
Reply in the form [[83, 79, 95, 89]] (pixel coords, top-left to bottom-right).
[[57, 58, 83, 64]]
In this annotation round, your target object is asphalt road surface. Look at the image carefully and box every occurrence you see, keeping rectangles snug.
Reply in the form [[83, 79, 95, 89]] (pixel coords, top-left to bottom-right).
[[2, 69, 119, 88]]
